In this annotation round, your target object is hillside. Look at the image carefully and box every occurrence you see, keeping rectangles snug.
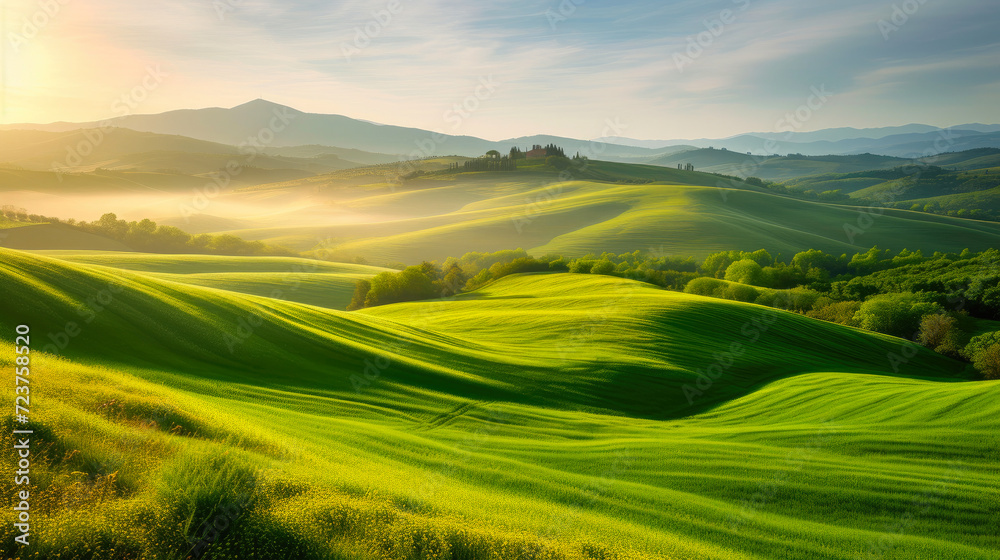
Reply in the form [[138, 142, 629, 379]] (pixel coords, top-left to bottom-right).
[[0, 100, 670, 160], [0, 249, 996, 559], [7, 101, 996, 160], [29, 251, 394, 309], [0, 222, 131, 250], [646, 148, 909, 180], [779, 150, 1000, 217], [213, 163, 1000, 263], [0, 128, 396, 176], [603, 128, 1000, 157], [7, 157, 1000, 261]]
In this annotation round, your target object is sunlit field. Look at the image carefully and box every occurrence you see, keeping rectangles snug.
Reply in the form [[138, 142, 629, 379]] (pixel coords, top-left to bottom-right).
[[1, 249, 997, 559]]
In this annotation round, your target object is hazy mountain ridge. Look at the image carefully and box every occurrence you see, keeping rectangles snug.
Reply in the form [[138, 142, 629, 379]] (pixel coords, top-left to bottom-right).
[[6, 99, 995, 161]]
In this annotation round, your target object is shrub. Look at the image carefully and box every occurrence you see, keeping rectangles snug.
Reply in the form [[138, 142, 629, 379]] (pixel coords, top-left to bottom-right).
[[464, 269, 492, 292], [590, 259, 616, 275], [545, 155, 571, 170], [807, 300, 862, 325], [724, 259, 764, 285], [684, 277, 726, 298], [964, 331, 1000, 379], [917, 314, 959, 351], [489, 257, 549, 279], [723, 283, 759, 303], [853, 293, 943, 338], [363, 266, 437, 307], [346, 279, 371, 311], [569, 260, 595, 274]]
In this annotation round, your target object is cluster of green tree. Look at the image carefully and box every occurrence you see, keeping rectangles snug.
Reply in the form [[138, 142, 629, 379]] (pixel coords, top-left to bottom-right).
[[347, 249, 540, 310], [348, 244, 1000, 379], [347, 249, 702, 311], [75, 213, 297, 256], [761, 164, 1000, 220], [710, 164, 1000, 220], [904, 200, 1000, 221], [690, 245, 1000, 378], [459, 156, 517, 172], [540, 144, 566, 157], [1, 206, 60, 224], [400, 169, 427, 180]]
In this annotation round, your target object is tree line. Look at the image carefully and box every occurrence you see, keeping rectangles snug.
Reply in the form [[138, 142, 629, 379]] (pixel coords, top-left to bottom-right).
[[1, 208, 295, 257]]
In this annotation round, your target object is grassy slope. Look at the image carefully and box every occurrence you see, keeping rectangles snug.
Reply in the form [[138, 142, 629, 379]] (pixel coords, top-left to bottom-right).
[[0, 166, 208, 194], [8, 160, 1000, 261], [0, 128, 370, 178], [0, 248, 996, 559], [646, 150, 908, 181], [300, 179, 1000, 263], [28, 251, 394, 310], [0, 223, 132, 251], [905, 186, 1000, 212], [199, 161, 1000, 263]]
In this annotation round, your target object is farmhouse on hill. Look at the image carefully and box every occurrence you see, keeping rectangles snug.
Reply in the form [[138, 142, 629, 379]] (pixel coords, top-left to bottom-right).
[[526, 146, 547, 159]]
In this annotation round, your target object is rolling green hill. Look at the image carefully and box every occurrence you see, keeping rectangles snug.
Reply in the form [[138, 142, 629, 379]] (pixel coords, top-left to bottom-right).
[[778, 151, 1000, 218], [0, 248, 996, 559], [0, 166, 208, 194], [216, 167, 1000, 263], [6, 158, 1000, 261], [0, 222, 132, 250], [0, 128, 394, 177], [645, 148, 909, 181], [921, 148, 1000, 170], [27, 251, 394, 309]]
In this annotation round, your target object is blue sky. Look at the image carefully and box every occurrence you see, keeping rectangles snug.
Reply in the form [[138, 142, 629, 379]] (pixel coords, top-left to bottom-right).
[[3, 0, 998, 139]]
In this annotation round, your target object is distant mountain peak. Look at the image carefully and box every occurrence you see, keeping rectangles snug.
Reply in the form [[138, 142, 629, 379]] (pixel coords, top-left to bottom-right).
[[230, 99, 300, 113]]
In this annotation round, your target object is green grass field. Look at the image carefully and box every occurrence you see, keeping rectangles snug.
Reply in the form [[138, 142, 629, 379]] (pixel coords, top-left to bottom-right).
[[25, 252, 394, 310], [213, 167, 1000, 264], [1, 248, 996, 560], [7, 161, 1000, 265], [0, 224, 132, 251]]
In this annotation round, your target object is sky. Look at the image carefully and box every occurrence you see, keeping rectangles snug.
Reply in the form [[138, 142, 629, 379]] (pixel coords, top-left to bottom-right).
[[1, 0, 998, 140]]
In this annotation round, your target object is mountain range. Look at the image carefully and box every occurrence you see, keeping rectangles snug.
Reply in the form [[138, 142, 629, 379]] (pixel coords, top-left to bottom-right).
[[4, 99, 998, 161]]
